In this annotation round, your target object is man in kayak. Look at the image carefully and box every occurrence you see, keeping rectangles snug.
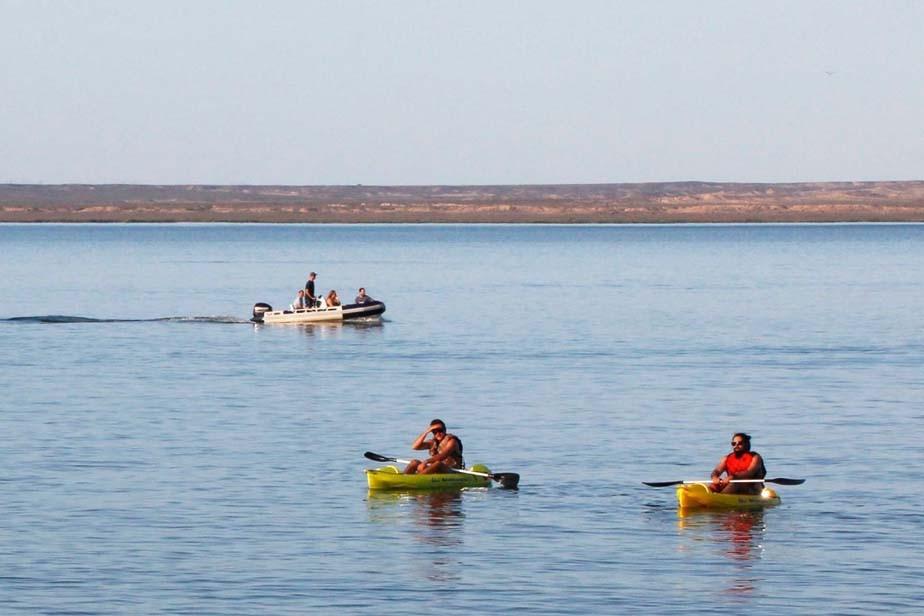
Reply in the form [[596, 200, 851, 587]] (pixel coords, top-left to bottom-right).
[[404, 419, 464, 475], [710, 433, 767, 494]]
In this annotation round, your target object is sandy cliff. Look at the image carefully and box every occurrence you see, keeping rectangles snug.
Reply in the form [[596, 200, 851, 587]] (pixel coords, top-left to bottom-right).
[[2, 182, 923, 223]]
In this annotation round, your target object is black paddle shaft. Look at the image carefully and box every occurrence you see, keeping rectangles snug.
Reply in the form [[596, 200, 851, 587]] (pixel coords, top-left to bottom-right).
[[643, 477, 805, 488]]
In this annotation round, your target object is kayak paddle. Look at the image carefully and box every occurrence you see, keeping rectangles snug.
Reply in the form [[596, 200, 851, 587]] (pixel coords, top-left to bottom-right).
[[643, 478, 805, 488], [364, 451, 520, 489]]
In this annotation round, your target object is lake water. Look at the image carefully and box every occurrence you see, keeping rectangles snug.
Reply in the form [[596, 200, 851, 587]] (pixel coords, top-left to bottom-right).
[[1, 223, 922, 614]]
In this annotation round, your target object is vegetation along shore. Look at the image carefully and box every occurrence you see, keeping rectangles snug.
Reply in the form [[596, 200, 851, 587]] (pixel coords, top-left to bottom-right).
[[2, 181, 923, 223]]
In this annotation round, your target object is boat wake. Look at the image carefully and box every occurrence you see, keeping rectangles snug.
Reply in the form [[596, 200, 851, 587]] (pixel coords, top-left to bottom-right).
[[3, 315, 251, 324]]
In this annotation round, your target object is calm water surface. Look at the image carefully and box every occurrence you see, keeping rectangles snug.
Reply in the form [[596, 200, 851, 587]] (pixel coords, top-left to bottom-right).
[[1, 224, 922, 614]]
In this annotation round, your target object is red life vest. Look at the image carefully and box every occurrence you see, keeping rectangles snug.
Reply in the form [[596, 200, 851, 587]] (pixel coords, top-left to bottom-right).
[[726, 451, 757, 476]]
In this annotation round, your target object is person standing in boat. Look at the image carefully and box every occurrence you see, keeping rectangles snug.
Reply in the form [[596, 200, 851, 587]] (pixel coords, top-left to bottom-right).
[[354, 287, 374, 304], [710, 433, 767, 494], [404, 419, 464, 475], [305, 272, 318, 308]]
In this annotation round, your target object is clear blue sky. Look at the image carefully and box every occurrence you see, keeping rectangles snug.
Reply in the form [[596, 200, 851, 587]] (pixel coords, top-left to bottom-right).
[[2, 1, 922, 185]]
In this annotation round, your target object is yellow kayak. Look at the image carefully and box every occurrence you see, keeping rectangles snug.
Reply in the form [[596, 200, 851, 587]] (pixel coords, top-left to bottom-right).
[[676, 483, 781, 509], [365, 465, 492, 490]]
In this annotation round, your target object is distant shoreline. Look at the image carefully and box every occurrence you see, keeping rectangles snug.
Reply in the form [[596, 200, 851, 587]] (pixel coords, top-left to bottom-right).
[[3, 181, 924, 223]]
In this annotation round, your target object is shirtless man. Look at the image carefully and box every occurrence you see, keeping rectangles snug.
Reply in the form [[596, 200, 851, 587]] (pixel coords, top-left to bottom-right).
[[404, 419, 464, 475], [710, 432, 767, 494]]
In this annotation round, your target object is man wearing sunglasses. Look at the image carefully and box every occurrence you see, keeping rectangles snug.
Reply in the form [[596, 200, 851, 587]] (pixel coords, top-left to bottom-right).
[[404, 419, 464, 475], [710, 433, 767, 494]]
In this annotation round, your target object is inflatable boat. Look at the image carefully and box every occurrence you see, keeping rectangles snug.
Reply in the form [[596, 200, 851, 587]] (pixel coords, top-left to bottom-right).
[[251, 299, 385, 324]]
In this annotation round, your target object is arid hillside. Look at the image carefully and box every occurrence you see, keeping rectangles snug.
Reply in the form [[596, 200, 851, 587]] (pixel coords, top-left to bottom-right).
[[2, 182, 923, 223]]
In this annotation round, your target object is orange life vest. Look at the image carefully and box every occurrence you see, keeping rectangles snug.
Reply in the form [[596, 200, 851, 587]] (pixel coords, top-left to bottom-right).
[[725, 451, 762, 476]]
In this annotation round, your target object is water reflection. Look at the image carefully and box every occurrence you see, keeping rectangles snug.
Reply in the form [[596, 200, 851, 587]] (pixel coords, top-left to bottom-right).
[[253, 318, 384, 339], [677, 509, 767, 595], [366, 489, 468, 582]]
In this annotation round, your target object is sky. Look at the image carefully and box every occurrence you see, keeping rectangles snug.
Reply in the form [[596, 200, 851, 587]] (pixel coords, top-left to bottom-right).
[[1, 0, 922, 185]]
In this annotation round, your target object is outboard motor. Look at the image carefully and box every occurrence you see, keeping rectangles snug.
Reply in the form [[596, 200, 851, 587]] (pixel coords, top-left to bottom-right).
[[252, 302, 273, 323]]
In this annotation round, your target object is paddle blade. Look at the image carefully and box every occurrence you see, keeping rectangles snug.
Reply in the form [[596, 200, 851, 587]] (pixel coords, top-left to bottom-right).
[[364, 451, 395, 463], [643, 480, 683, 488], [767, 477, 805, 485], [493, 473, 520, 489]]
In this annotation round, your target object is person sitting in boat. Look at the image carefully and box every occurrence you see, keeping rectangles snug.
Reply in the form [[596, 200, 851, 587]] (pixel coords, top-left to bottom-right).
[[404, 419, 464, 475], [305, 272, 318, 308], [325, 289, 341, 306], [354, 287, 374, 304], [710, 432, 767, 494], [291, 289, 308, 310]]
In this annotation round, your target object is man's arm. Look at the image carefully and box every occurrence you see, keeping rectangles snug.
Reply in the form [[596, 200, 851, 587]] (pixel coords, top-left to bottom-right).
[[410, 428, 434, 451], [711, 457, 727, 480]]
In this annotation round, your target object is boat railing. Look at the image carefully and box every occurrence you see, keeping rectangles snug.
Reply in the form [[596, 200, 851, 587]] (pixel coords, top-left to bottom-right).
[[282, 305, 342, 315]]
